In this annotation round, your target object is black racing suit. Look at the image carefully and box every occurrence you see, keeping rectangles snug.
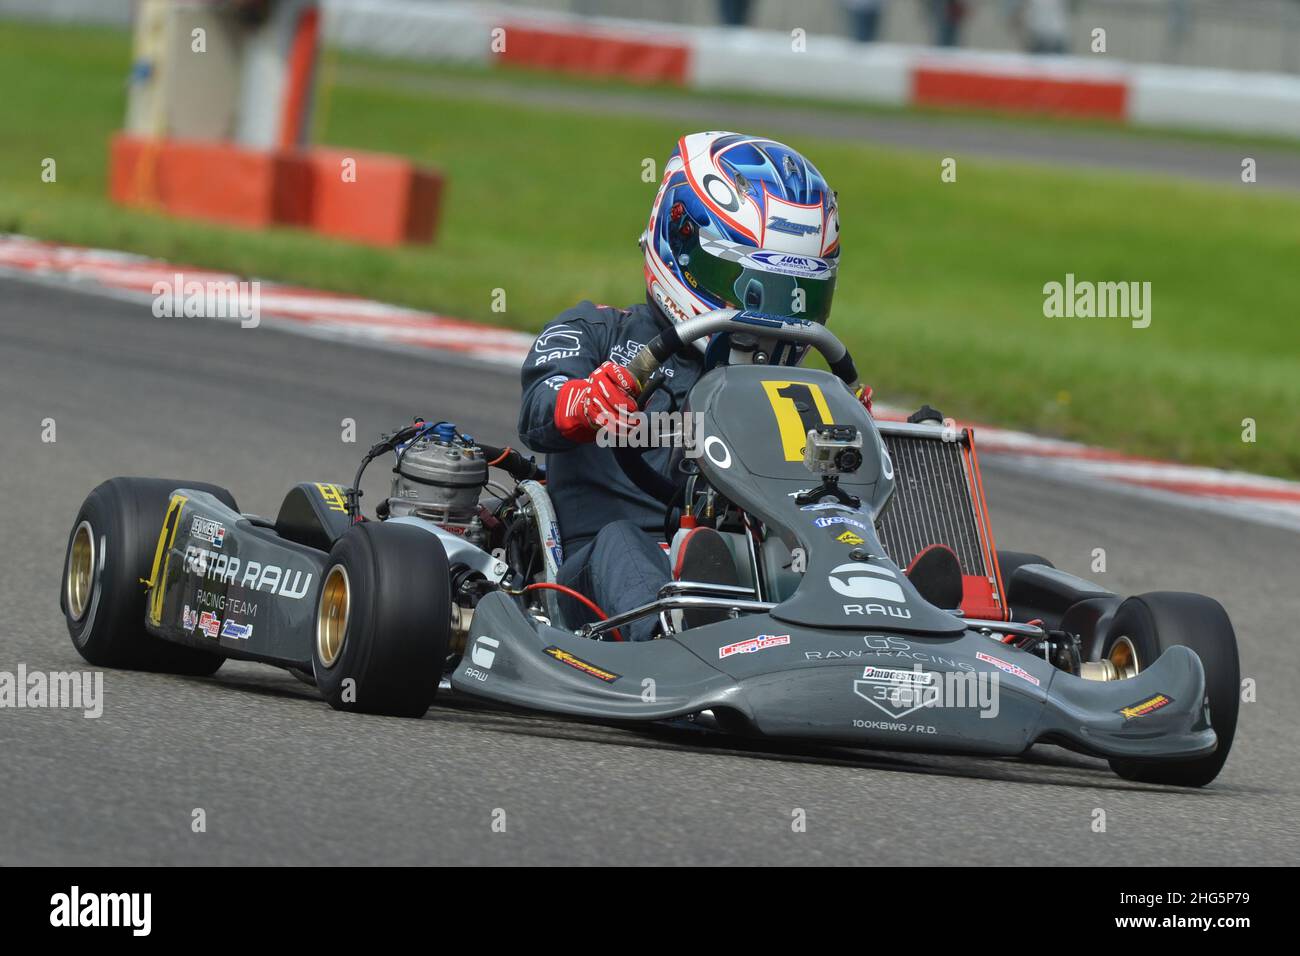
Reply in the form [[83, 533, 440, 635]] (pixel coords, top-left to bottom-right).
[[517, 299, 704, 639]]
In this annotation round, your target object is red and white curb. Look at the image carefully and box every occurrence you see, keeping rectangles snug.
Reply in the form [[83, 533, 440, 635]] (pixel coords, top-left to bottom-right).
[[0, 235, 533, 366], [3, 234, 1298, 531]]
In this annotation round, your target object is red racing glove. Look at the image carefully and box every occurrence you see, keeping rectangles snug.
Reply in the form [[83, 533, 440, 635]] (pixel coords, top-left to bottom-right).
[[553, 360, 642, 443], [855, 384, 875, 416]]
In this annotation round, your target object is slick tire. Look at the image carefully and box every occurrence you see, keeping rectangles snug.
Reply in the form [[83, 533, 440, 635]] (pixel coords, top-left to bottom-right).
[[1101, 592, 1240, 788], [62, 477, 236, 675], [312, 522, 451, 718]]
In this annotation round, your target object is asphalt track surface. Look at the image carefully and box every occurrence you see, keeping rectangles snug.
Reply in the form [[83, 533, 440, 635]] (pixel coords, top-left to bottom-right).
[[341, 65, 1300, 192], [1, 275, 1296, 866]]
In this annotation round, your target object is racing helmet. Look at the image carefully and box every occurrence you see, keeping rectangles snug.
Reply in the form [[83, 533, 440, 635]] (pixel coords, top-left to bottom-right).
[[642, 132, 839, 362]]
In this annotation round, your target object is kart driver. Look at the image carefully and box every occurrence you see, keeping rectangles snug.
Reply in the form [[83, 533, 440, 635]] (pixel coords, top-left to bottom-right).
[[518, 132, 871, 641]]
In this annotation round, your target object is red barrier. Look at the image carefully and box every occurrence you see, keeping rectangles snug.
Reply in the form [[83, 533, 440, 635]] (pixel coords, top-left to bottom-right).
[[499, 23, 689, 85], [278, 4, 322, 149], [304, 148, 444, 246], [110, 134, 296, 228], [109, 134, 444, 246], [912, 67, 1128, 119]]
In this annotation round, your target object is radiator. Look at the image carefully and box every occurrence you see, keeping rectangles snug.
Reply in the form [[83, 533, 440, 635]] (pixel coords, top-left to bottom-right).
[[875, 423, 1005, 619]]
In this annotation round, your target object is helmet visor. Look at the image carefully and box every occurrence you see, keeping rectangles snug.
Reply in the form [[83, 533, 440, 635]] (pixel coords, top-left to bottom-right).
[[681, 234, 836, 325]]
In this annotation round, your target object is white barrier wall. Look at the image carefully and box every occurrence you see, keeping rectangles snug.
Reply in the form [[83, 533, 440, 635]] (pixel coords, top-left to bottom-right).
[[0, 0, 131, 24], [690, 29, 914, 107], [6, 0, 1298, 139], [322, 0, 490, 63], [1131, 65, 1300, 138]]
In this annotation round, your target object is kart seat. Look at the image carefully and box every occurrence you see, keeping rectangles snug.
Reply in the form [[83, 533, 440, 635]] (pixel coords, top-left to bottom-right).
[[274, 482, 354, 554]]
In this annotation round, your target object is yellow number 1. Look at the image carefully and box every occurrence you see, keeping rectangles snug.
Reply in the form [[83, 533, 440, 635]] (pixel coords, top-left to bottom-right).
[[761, 381, 834, 462]]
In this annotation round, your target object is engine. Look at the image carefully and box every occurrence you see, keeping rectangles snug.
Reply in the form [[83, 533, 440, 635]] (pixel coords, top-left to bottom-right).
[[387, 423, 488, 545]]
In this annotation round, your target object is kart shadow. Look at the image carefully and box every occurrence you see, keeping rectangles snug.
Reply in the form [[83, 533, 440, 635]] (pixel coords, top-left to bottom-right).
[[431, 693, 1212, 796], [203, 667, 1220, 796]]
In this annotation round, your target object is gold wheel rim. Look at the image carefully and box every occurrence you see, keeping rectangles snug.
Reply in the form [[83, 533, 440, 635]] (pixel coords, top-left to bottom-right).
[[1108, 635, 1141, 680], [316, 565, 350, 668], [66, 521, 95, 621]]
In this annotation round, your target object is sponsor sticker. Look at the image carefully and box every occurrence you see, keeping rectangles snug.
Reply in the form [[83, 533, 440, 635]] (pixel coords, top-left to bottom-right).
[[765, 216, 822, 237], [543, 646, 620, 683], [800, 501, 863, 514], [1118, 693, 1174, 720], [829, 563, 905, 605], [533, 325, 583, 364], [814, 515, 868, 531], [854, 666, 935, 718], [859, 665, 936, 687], [805, 636, 975, 672], [854, 662, 1001, 721], [183, 545, 314, 600], [182, 605, 198, 632], [740, 251, 832, 279], [976, 651, 1042, 687], [465, 636, 498, 682], [545, 521, 564, 567], [220, 619, 253, 640], [718, 634, 791, 659], [316, 483, 349, 514], [190, 515, 226, 548], [836, 530, 865, 546], [194, 589, 258, 617], [197, 611, 220, 639], [610, 338, 660, 371], [844, 604, 913, 618]]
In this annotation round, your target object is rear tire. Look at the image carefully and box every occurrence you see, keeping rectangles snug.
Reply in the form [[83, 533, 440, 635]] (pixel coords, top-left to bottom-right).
[[312, 522, 451, 718], [997, 550, 1056, 622], [996, 550, 1054, 581], [1101, 592, 1240, 787], [61, 477, 236, 675]]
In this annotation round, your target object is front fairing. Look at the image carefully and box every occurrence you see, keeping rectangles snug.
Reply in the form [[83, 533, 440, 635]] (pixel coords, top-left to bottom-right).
[[684, 364, 963, 635]]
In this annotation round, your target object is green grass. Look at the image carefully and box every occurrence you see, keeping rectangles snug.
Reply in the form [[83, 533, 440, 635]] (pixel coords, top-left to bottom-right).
[[3, 21, 1298, 478]]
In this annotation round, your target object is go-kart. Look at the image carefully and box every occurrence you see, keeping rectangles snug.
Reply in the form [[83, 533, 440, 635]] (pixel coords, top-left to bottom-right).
[[60, 310, 1239, 787]]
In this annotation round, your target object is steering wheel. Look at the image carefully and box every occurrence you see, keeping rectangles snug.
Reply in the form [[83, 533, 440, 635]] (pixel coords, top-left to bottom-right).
[[614, 309, 861, 504], [630, 309, 859, 411]]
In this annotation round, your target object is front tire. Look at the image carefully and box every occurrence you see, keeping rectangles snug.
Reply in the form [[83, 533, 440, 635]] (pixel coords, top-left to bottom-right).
[[312, 522, 451, 718], [61, 477, 237, 675], [1100, 592, 1240, 787]]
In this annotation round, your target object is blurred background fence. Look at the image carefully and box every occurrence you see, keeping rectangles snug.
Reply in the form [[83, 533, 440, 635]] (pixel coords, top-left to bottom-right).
[[5, 0, 1300, 74]]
